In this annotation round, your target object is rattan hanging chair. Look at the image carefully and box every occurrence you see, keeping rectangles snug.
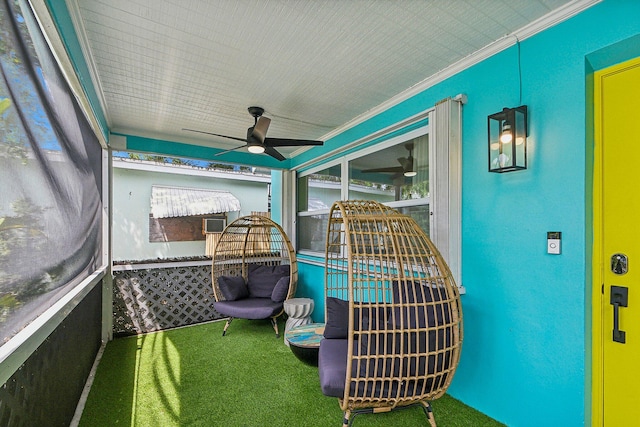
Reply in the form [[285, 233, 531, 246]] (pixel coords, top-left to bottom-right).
[[318, 200, 463, 427], [211, 214, 297, 337]]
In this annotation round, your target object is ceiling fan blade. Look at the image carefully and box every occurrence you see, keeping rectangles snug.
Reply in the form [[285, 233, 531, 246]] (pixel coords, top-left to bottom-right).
[[264, 146, 286, 161], [264, 137, 324, 147], [252, 116, 271, 143], [182, 128, 247, 143], [185, 107, 322, 161], [397, 156, 410, 170], [214, 144, 248, 156], [362, 166, 403, 173]]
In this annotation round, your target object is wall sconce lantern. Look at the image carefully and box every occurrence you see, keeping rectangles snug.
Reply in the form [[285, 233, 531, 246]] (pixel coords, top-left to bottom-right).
[[488, 105, 528, 173]]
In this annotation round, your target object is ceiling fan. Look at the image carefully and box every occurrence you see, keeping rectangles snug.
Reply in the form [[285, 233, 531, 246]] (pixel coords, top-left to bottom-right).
[[183, 106, 324, 161], [362, 143, 417, 177]]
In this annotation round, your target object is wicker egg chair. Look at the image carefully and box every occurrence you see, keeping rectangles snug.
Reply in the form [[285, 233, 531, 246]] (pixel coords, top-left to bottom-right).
[[318, 200, 463, 427], [211, 214, 297, 337]]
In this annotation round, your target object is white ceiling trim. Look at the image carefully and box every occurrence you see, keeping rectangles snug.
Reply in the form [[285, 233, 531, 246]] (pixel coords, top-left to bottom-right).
[[317, 0, 601, 144]]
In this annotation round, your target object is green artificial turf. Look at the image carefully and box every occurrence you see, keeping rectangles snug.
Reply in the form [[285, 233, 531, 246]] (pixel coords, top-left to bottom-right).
[[80, 319, 504, 426]]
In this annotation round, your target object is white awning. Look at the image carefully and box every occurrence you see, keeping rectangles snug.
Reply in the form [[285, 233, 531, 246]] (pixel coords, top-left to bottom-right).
[[150, 185, 241, 218]]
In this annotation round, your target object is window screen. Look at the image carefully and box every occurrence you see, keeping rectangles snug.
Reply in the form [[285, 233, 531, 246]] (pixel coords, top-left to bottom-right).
[[0, 1, 103, 345]]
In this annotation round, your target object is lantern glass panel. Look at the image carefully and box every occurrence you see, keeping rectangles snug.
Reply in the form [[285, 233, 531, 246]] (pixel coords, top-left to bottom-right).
[[488, 106, 527, 173], [514, 107, 527, 169]]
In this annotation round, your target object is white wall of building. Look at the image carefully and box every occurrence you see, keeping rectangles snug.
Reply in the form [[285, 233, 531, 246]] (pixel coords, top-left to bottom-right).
[[112, 160, 270, 261]]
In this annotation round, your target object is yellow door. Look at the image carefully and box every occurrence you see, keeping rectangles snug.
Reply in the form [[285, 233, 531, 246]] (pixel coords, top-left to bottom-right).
[[595, 57, 640, 426]]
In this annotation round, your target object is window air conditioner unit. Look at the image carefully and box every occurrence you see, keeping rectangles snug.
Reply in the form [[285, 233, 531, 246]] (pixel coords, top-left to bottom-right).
[[203, 218, 226, 233]]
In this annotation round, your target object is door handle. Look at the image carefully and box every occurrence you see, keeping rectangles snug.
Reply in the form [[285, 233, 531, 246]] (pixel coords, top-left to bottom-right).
[[610, 285, 628, 344]]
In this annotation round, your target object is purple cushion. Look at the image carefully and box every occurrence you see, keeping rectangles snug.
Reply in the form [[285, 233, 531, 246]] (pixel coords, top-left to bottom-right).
[[318, 281, 456, 402], [319, 337, 443, 400], [247, 264, 290, 298], [271, 276, 290, 302], [324, 299, 391, 339], [218, 275, 248, 301], [213, 298, 283, 319], [324, 297, 349, 339], [318, 338, 348, 397]]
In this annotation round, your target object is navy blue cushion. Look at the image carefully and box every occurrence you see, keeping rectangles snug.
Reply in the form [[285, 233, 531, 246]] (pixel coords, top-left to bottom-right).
[[271, 276, 290, 302], [247, 264, 290, 298], [213, 298, 283, 319], [389, 280, 454, 377], [391, 280, 451, 329], [353, 304, 389, 332], [218, 275, 248, 301], [318, 338, 349, 397], [318, 282, 456, 402], [318, 336, 445, 400], [323, 297, 349, 339]]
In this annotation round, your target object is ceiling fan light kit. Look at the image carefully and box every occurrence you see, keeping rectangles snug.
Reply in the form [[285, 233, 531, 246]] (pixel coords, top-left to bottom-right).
[[183, 106, 323, 161], [247, 144, 265, 154]]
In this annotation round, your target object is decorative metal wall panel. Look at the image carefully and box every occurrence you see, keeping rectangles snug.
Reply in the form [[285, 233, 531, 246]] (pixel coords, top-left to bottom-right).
[[113, 264, 221, 336]]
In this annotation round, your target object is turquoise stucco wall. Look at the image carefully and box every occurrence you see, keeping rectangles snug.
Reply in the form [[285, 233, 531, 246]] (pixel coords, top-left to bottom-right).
[[296, 258, 326, 323], [48, 0, 640, 425], [270, 169, 282, 224]]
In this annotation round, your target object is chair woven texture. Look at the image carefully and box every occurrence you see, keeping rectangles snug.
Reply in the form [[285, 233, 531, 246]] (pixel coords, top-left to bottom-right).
[[324, 200, 463, 423], [211, 214, 298, 336]]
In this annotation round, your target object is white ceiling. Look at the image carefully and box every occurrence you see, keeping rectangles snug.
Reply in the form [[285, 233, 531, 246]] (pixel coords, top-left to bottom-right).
[[69, 0, 587, 160]]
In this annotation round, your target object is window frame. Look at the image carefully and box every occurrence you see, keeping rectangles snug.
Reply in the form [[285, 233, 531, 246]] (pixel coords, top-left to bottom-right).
[[296, 124, 431, 258], [293, 97, 463, 291], [296, 158, 343, 256]]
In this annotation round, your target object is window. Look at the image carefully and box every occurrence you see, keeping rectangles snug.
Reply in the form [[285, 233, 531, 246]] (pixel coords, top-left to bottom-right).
[[294, 98, 462, 287], [348, 134, 429, 228], [297, 164, 341, 212], [296, 129, 430, 254], [297, 164, 341, 252]]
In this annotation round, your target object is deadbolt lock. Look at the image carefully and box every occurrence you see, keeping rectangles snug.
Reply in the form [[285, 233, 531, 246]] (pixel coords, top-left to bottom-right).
[[611, 253, 628, 275]]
